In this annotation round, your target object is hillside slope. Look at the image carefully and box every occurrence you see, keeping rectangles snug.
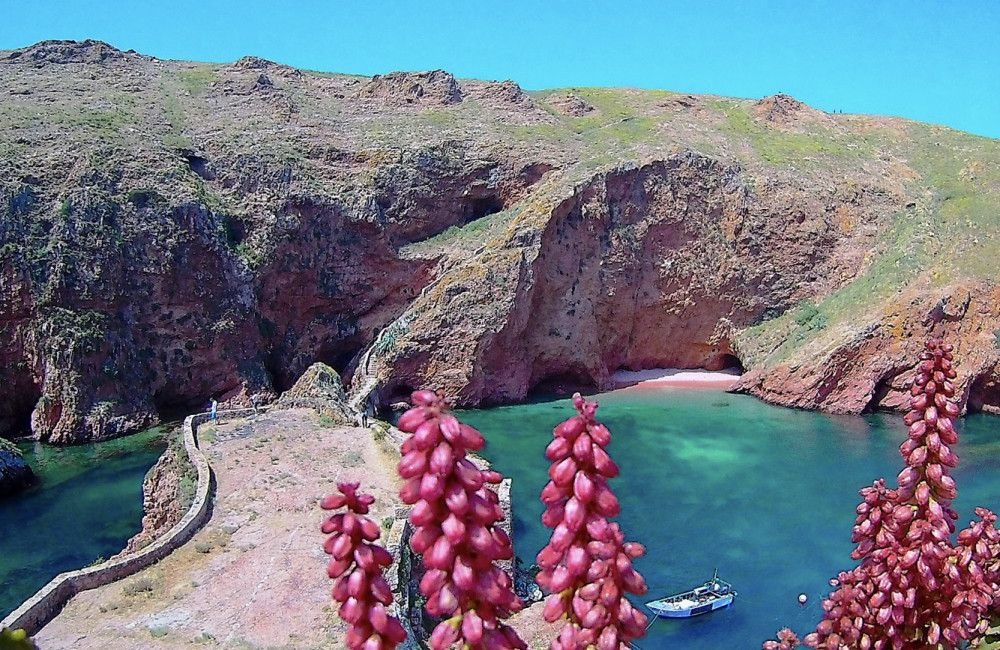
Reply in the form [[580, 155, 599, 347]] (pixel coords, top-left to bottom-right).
[[2, 39, 1000, 443]]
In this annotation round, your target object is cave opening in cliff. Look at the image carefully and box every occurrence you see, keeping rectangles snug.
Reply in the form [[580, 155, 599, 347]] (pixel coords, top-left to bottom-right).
[[2, 381, 41, 438], [864, 375, 896, 414], [967, 372, 1000, 415], [317, 342, 363, 379], [182, 153, 216, 181], [528, 371, 597, 401], [4, 406, 35, 439], [464, 195, 503, 224], [719, 354, 745, 373], [376, 381, 416, 416]]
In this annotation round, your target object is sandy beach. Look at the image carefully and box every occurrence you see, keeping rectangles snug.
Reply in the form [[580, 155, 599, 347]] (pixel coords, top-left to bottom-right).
[[612, 367, 742, 390]]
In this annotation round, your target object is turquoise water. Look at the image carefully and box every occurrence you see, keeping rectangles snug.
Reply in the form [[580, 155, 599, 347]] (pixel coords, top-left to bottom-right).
[[460, 388, 1000, 649], [0, 427, 169, 619]]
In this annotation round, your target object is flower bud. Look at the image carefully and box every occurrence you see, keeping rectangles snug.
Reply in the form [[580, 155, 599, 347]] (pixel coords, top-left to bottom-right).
[[411, 390, 438, 406], [543, 594, 567, 621], [546, 436, 571, 461], [413, 419, 441, 450], [397, 407, 429, 432], [573, 432, 594, 463], [429, 442, 455, 475], [555, 416, 586, 440], [461, 611, 485, 645], [430, 620, 460, 649], [590, 423, 612, 446]]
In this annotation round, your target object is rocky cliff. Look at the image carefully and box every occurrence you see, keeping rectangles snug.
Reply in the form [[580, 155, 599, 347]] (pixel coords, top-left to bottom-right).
[[3, 39, 1000, 443]]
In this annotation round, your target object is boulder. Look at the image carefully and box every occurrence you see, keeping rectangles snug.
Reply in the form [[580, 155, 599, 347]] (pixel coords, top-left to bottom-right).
[[276, 363, 356, 424], [0, 437, 35, 498]]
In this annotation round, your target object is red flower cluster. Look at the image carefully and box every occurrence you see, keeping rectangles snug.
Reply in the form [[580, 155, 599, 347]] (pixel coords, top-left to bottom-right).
[[764, 628, 802, 650], [397, 390, 527, 650], [537, 393, 648, 650], [803, 340, 1000, 650], [321, 482, 407, 650]]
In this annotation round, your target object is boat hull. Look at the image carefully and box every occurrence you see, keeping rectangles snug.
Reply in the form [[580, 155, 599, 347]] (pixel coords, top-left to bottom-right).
[[647, 593, 735, 618]]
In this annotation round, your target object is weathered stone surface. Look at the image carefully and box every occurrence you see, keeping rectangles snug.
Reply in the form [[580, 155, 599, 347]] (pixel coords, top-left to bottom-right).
[[0, 437, 35, 498], [275, 362, 355, 423], [355, 69, 463, 106], [547, 93, 596, 116], [735, 281, 1000, 414], [113, 433, 188, 557], [367, 152, 905, 406], [2, 39, 126, 66], [3, 39, 1000, 440]]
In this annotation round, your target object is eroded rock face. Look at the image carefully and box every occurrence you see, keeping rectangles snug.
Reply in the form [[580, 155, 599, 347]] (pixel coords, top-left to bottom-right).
[[3, 40, 1000, 440], [355, 70, 463, 106], [275, 362, 355, 424], [369, 152, 914, 407], [115, 436, 187, 557], [2, 39, 126, 66], [547, 93, 596, 117], [735, 282, 1000, 414], [0, 437, 35, 498]]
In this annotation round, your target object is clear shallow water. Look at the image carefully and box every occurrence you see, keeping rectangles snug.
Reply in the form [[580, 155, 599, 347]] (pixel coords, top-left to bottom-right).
[[459, 388, 1000, 649], [0, 426, 169, 619]]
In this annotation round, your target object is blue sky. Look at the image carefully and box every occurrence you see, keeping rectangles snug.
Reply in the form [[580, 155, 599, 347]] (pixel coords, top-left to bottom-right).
[[2, 1, 998, 139]]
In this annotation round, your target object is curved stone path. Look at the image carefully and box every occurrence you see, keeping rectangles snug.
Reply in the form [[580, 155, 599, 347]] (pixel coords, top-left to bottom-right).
[[28, 408, 403, 649], [1, 411, 224, 635]]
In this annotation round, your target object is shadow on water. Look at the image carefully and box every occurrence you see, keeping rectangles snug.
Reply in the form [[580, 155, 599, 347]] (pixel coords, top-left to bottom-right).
[[0, 425, 171, 618], [459, 388, 1000, 649]]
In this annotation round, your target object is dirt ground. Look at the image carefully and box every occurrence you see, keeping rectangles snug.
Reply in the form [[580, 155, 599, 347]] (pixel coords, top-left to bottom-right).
[[32, 408, 558, 650], [34, 409, 405, 650]]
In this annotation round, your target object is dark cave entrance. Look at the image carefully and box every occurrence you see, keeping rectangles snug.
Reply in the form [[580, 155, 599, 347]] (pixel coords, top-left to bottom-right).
[[376, 380, 417, 418], [2, 379, 42, 439], [464, 195, 503, 224], [528, 370, 598, 401], [318, 342, 364, 380], [719, 354, 745, 373], [967, 372, 1000, 414], [182, 152, 216, 181], [864, 375, 896, 413]]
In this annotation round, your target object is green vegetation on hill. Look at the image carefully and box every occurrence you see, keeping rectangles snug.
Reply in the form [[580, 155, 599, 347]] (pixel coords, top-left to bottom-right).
[[3, 40, 1000, 420]]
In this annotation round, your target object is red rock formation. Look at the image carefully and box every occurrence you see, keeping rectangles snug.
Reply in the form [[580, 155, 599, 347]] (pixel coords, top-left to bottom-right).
[[370, 153, 913, 407], [3, 40, 1000, 444], [736, 282, 1000, 414], [355, 70, 464, 106]]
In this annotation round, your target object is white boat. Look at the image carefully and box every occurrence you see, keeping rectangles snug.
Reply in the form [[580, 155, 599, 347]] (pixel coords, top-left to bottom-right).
[[645, 570, 737, 618]]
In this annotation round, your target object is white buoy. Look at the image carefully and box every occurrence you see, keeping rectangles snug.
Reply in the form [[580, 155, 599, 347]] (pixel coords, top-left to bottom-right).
[[798, 593, 808, 604]]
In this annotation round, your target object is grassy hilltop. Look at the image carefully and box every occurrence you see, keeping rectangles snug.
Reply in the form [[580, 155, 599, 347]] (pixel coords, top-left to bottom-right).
[[2, 39, 1000, 443]]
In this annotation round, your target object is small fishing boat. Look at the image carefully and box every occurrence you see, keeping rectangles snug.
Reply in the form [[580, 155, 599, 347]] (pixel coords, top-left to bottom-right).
[[645, 570, 737, 618]]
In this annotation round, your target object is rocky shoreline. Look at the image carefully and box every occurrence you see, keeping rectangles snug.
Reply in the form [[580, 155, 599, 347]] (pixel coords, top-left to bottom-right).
[[0, 437, 35, 498], [112, 433, 191, 559]]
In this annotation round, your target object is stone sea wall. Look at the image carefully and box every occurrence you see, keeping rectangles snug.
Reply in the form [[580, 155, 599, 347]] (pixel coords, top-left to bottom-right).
[[0, 410, 249, 634], [2, 407, 520, 641]]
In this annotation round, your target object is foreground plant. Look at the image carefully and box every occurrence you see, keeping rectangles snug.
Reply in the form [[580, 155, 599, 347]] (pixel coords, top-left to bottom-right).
[[763, 628, 801, 650], [798, 339, 1000, 650], [397, 390, 526, 650], [0, 628, 36, 650], [321, 482, 407, 650], [537, 393, 648, 650]]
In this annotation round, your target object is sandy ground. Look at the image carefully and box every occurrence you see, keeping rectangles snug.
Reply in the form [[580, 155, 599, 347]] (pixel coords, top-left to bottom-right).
[[612, 367, 741, 390], [34, 409, 404, 650], [32, 408, 558, 650]]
